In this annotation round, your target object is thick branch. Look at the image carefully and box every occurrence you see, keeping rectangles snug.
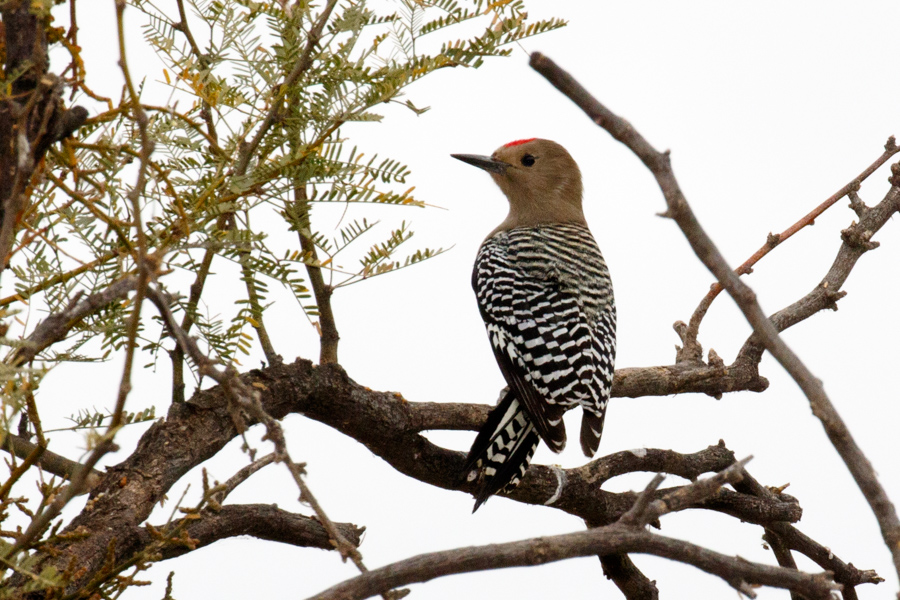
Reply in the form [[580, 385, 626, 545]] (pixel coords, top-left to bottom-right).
[[529, 50, 900, 583], [612, 361, 767, 397], [0, 1, 86, 273], [21, 360, 804, 592]]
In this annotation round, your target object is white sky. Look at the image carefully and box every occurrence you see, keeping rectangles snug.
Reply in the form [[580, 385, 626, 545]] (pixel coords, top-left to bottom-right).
[[27, 1, 900, 599]]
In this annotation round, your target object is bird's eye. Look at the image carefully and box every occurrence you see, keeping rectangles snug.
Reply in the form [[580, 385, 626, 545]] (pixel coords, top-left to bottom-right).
[[520, 154, 536, 167]]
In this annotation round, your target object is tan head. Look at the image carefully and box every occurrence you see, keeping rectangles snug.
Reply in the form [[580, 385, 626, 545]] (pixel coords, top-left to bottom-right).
[[452, 138, 586, 235]]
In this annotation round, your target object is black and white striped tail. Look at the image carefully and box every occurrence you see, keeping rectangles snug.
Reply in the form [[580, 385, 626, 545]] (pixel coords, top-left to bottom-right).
[[463, 388, 540, 512]]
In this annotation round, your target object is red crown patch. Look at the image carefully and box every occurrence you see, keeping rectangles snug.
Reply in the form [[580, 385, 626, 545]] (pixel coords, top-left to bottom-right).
[[503, 138, 537, 148]]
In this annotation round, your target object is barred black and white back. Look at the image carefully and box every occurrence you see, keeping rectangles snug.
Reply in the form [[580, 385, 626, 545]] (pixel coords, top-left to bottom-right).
[[465, 223, 616, 509]]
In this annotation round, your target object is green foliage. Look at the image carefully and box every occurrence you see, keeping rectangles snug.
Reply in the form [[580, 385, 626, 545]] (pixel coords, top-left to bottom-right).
[[47, 407, 158, 434], [0, 1, 565, 593], [4, 0, 563, 411]]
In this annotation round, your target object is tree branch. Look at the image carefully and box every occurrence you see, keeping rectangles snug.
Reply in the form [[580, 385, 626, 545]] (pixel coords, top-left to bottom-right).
[[737, 179, 900, 364], [734, 469, 883, 599], [306, 464, 836, 600], [233, 0, 339, 176], [680, 136, 900, 362], [292, 185, 340, 364], [6, 275, 138, 367], [529, 50, 900, 585], [598, 553, 659, 600], [308, 527, 840, 600], [146, 504, 363, 561], [1, 434, 102, 494], [14, 358, 814, 594], [0, 0, 86, 274]]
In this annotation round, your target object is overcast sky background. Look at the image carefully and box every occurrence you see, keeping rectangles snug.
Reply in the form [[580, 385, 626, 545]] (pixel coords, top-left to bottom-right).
[[29, 1, 900, 599]]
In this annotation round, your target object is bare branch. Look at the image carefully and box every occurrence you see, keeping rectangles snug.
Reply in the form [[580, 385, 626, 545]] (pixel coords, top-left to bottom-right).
[[6, 275, 138, 367], [737, 181, 900, 363], [529, 50, 900, 583], [147, 504, 364, 561], [16, 358, 817, 593], [618, 473, 665, 527], [621, 458, 751, 529], [734, 470, 884, 599], [109, 0, 156, 438], [208, 453, 278, 506], [1, 434, 102, 494], [308, 523, 836, 600], [681, 136, 900, 362], [598, 553, 659, 600]]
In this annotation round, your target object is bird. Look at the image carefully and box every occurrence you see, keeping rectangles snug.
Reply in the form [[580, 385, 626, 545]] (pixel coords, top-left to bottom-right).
[[451, 138, 617, 511]]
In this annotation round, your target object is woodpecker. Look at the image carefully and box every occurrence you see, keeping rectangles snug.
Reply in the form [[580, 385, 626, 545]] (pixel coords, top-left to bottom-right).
[[452, 138, 616, 511]]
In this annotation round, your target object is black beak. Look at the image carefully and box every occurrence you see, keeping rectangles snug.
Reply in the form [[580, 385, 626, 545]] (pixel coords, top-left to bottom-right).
[[451, 154, 508, 175]]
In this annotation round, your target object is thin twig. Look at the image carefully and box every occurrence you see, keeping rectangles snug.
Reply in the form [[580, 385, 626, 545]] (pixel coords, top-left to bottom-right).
[[239, 253, 281, 366], [170, 0, 219, 145], [736, 180, 900, 364], [0, 437, 43, 501], [0, 250, 120, 308], [207, 453, 278, 506], [618, 473, 665, 527], [233, 0, 339, 178], [620, 458, 751, 529], [111, 0, 155, 432], [679, 136, 900, 362], [6, 275, 138, 367], [3, 430, 115, 558], [0, 434, 102, 495], [171, 246, 215, 402], [528, 50, 900, 586], [292, 185, 339, 364]]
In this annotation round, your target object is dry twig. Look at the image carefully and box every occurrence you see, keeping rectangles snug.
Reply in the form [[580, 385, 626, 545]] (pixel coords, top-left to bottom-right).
[[306, 462, 836, 600], [529, 49, 900, 587]]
